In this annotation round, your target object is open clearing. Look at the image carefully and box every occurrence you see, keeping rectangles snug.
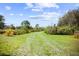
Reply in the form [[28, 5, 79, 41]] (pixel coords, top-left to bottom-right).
[[0, 32, 79, 56]]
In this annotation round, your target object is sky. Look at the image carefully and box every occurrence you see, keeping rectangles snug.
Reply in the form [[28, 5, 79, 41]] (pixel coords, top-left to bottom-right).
[[0, 3, 79, 27]]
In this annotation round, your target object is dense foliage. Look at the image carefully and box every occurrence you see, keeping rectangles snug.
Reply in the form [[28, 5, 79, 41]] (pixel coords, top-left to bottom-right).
[[4, 29, 15, 36], [44, 9, 79, 35], [0, 15, 5, 29], [0, 8, 79, 36], [44, 26, 75, 35], [58, 9, 79, 31]]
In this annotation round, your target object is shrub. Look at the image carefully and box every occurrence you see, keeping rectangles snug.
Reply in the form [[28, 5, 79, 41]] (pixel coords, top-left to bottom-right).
[[44, 26, 75, 35], [4, 29, 15, 36], [74, 31, 79, 39], [0, 29, 5, 34], [33, 27, 44, 32], [15, 28, 29, 35], [44, 27, 51, 34], [57, 26, 74, 35], [44, 26, 57, 35]]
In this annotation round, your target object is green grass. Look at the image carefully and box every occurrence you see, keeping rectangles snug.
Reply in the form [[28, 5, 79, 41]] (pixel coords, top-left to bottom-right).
[[0, 32, 79, 56]]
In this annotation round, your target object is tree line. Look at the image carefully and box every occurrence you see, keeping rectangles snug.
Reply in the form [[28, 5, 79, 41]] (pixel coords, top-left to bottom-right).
[[0, 8, 79, 36], [45, 8, 79, 35], [0, 15, 44, 36]]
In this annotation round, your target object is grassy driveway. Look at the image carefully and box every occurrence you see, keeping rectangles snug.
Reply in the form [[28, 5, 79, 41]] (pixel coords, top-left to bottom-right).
[[0, 32, 79, 56]]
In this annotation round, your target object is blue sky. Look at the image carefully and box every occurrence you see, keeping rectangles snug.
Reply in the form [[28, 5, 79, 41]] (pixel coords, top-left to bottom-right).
[[0, 3, 79, 27]]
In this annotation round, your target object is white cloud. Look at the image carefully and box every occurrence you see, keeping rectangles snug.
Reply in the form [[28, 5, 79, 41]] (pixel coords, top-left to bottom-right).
[[24, 3, 59, 11], [5, 6, 11, 10], [25, 3, 60, 20], [26, 3, 33, 8], [9, 13, 24, 16], [29, 15, 43, 19], [42, 12, 60, 20], [25, 3, 59, 8], [35, 3, 59, 8], [43, 12, 60, 17], [19, 14, 23, 16], [24, 3, 33, 9], [29, 12, 60, 21], [10, 13, 14, 16], [32, 8, 43, 12]]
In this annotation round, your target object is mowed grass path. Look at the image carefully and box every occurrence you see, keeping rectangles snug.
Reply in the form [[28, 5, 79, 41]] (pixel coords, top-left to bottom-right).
[[0, 32, 79, 56]]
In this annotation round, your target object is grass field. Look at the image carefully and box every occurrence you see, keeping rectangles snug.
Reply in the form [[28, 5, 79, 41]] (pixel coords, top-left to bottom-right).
[[0, 32, 79, 56]]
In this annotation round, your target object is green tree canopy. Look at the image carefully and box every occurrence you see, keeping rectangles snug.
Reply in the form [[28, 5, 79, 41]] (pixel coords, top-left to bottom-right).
[[58, 9, 79, 27], [35, 24, 39, 29], [0, 15, 5, 29], [10, 24, 15, 29], [21, 20, 30, 29]]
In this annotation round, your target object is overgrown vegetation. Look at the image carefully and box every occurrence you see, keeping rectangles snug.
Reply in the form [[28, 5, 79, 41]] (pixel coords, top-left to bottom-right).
[[4, 29, 15, 36], [0, 8, 79, 56], [44, 8, 79, 35], [0, 8, 79, 36], [0, 19, 43, 36]]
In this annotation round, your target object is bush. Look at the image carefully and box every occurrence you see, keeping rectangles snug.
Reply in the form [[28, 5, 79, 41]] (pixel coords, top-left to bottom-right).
[[44, 26, 74, 35], [44, 26, 57, 35], [0, 29, 5, 34], [44, 26, 51, 34], [15, 28, 29, 35], [74, 31, 79, 39], [57, 26, 74, 35], [4, 29, 15, 36]]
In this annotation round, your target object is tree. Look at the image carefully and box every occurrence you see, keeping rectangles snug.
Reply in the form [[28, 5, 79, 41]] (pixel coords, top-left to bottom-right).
[[10, 24, 15, 29], [58, 9, 79, 27], [35, 24, 39, 29], [57, 8, 79, 33], [0, 15, 5, 29], [21, 20, 31, 33], [35, 24, 41, 31], [21, 20, 30, 29]]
